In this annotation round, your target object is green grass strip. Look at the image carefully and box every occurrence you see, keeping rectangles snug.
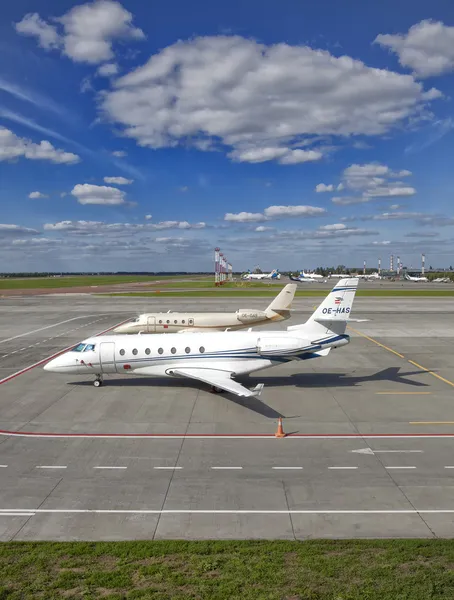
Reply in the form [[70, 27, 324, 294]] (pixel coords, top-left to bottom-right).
[[0, 275, 203, 290], [98, 289, 454, 297], [0, 539, 453, 599]]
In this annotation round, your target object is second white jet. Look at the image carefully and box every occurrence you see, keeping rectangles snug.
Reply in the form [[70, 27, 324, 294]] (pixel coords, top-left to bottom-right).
[[113, 283, 297, 334]]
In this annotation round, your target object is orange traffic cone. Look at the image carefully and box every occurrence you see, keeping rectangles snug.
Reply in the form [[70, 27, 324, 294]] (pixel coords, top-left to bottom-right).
[[275, 417, 286, 438]]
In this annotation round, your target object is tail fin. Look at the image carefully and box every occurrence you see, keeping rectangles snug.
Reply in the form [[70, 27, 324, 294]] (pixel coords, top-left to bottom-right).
[[265, 283, 297, 317], [288, 278, 359, 335]]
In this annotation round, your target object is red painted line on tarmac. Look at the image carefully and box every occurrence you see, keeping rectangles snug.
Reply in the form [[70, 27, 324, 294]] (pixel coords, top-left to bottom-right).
[[0, 318, 130, 386], [0, 431, 454, 439]]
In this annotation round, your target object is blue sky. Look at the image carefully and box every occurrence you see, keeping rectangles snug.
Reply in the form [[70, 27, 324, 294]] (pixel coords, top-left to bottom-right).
[[1, 0, 454, 272]]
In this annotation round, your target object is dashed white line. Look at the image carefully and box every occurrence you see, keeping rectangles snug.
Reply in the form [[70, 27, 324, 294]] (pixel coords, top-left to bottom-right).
[[385, 466, 417, 470], [154, 466, 182, 470], [0, 465, 8, 468], [36, 465, 67, 469], [0, 316, 91, 345], [445, 466, 454, 469], [93, 466, 127, 470], [328, 466, 358, 470], [211, 466, 243, 470], [272, 466, 303, 470]]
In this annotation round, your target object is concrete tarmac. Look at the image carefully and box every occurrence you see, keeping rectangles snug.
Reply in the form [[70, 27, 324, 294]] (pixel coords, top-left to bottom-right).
[[1, 293, 454, 540]]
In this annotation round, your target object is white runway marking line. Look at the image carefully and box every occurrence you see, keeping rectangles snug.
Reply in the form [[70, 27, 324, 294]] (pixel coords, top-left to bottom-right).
[[0, 316, 92, 345], [211, 466, 243, 470], [271, 466, 303, 470], [93, 466, 127, 470], [1, 508, 454, 515], [444, 466, 454, 469], [0, 513, 36, 517], [0, 316, 131, 386], [36, 465, 67, 469], [328, 466, 358, 470], [154, 466, 182, 470], [0, 465, 8, 468]]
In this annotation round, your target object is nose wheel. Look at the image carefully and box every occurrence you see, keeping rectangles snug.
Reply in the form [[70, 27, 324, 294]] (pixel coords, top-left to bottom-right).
[[94, 375, 103, 387], [211, 386, 224, 394]]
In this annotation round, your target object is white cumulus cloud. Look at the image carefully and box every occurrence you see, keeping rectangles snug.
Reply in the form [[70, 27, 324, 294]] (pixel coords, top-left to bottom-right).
[[375, 20, 454, 78], [145, 214, 152, 220], [103, 176, 133, 185], [255, 226, 274, 232], [15, 0, 145, 65], [100, 35, 441, 163], [28, 191, 48, 199], [373, 240, 392, 245], [0, 224, 40, 236], [0, 127, 80, 164], [224, 212, 267, 223], [319, 223, 346, 231], [264, 205, 326, 219], [97, 62, 119, 77], [70, 183, 129, 205], [332, 163, 416, 203], [315, 183, 334, 192], [112, 150, 127, 157], [15, 13, 60, 49]]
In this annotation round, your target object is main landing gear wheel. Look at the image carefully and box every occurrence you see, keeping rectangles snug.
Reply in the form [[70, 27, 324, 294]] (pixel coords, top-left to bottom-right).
[[211, 386, 224, 394], [94, 376, 103, 387]]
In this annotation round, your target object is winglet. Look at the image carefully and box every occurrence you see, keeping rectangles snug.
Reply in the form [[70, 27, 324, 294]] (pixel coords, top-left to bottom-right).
[[252, 383, 264, 397]]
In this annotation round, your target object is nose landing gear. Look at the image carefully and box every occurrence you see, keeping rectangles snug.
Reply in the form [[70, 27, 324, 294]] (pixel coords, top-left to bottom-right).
[[94, 375, 104, 387]]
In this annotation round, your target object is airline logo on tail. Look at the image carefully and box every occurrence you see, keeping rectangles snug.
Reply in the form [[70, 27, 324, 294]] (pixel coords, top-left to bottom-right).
[[334, 297, 342, 305]]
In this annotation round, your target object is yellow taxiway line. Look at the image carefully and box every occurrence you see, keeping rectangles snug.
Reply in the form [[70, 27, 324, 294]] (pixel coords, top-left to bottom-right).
[[348, 326, 454, 390]]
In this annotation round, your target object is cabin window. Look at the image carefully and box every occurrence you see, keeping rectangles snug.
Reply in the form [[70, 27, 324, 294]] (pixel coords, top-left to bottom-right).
[[185, 347, 190, 354], [171, 347, 176, 354], [158, 348, 163, 355], [132, 348, 138, 356], [159, 320, 162, 324], [72, 343, 86, 352], [166, 320, 170, 324], [119, 349, 125, 356], [199, 346, 205, 353], [182, 320, 185, 324], [145, 348, 151, 355], [174, 320, 178, 324]]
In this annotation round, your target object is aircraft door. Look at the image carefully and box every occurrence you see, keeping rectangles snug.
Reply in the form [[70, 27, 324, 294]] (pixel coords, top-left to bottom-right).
[[99, 342, 116, 373], [147, 316, 156, 332]]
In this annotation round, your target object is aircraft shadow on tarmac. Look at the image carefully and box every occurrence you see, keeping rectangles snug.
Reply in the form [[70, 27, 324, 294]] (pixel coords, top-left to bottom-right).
[[247, 367, 432, 390], [68, 366, 430, 420]]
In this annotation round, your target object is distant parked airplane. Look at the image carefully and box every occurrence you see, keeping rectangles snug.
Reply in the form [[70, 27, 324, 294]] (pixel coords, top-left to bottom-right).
[[113, 284, 297, 334], [405, 273, 428, 282], [242, 269, 281, 280]]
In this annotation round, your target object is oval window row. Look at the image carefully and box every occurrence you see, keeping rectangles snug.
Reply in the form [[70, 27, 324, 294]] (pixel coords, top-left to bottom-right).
[[119, 347, 205, 356], [158, 320, 186, 324]]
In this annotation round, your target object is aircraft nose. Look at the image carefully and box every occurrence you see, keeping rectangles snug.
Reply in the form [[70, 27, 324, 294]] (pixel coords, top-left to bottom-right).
[[43, 354, 68, 372]]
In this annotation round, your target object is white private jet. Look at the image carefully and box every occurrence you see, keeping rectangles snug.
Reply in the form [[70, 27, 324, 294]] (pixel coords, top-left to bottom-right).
[[405, 273, 428, 282], [44, 278, 358, 397], [289, 272, 317, 283], [301, 271, 324, 280], [113, 284, 297, 333], [242, 269, 281, 280]]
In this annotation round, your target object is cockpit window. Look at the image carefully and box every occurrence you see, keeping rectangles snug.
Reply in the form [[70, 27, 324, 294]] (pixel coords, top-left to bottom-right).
[[72, 343, 86, 352], [84, 344, 95, 352], [132, 318, 140, 323]]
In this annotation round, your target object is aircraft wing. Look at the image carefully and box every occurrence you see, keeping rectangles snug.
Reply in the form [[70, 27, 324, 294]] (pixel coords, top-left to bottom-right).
[[170, 367, 264, 397]]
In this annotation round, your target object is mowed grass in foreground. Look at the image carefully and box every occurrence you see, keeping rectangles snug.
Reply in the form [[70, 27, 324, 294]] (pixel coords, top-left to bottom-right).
[[0, 275, 202, 290], [1, 540, 454, 599], [100, 288, 454, 297]]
